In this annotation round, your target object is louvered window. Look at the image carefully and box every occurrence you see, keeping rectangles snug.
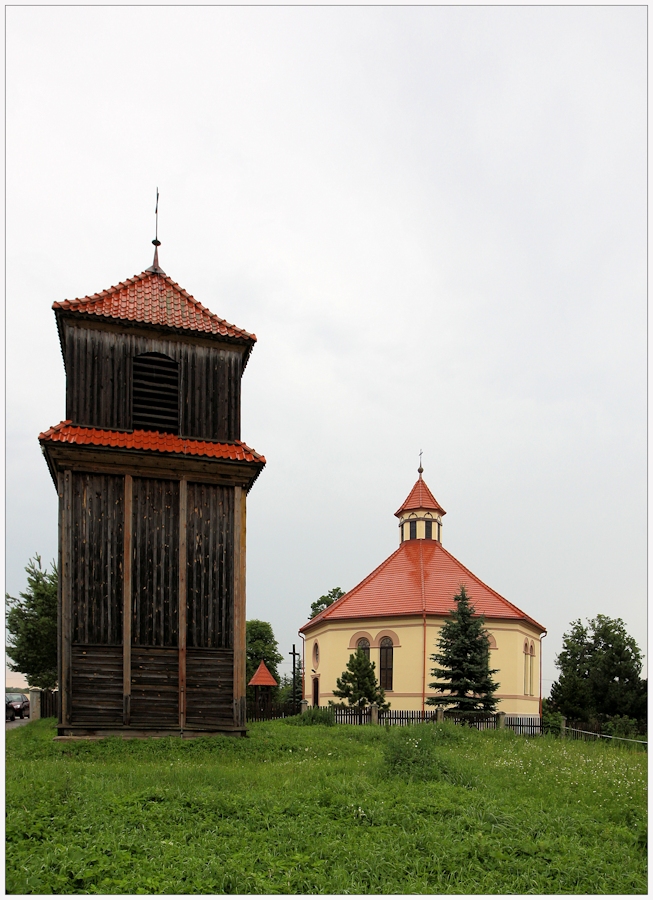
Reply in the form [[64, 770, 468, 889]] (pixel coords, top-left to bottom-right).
[[132, 353, 179, 434], [425, 520, 433, 540], [409, 520, 417, 540]]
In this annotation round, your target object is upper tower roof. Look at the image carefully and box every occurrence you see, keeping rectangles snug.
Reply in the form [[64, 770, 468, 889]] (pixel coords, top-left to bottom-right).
[[395, 470, 446, 517], [248, 660, 278, 687], [52, 270, 256, 344]]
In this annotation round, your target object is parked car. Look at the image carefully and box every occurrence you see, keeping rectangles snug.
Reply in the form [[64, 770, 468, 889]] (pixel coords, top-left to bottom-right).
[[5, 699, 15, 721], [6, 693, 29, 719]]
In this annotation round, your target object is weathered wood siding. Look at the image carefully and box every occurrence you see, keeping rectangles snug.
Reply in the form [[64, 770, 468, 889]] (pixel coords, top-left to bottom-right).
[[186, 648, 234, 725], [71, 473, 124, 644], [132, 478, 179, 647], [186, 482, 234, 649], [64, 326, 242, 440], [71, 645, 123, 724], [131, 648, 179, 726]]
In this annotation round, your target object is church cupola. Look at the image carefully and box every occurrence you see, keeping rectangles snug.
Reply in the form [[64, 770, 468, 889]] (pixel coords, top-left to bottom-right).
[[394, 466, 446, 544]]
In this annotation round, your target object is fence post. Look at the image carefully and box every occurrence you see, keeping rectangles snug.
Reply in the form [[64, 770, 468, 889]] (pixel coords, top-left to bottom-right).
[[497, 711, 506, 729], [560, 716, 566, 735], [29, 690, 41, 720], [436, 708, 444, 723], [370, 702, 379, 725], [300, 700, 308, 715]]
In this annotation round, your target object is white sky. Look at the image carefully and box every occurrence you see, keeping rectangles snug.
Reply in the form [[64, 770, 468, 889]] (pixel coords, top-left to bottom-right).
[[6, 6, 646, 695]]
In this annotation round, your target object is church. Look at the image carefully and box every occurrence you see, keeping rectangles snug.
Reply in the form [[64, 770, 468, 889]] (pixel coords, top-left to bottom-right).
[[299, 469, 545, 715]]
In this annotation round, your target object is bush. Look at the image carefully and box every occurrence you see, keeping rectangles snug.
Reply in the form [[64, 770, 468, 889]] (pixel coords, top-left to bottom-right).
[[603, 715, 640, 739], [285, 706, 335, 727], [542, 698, 563, 735]]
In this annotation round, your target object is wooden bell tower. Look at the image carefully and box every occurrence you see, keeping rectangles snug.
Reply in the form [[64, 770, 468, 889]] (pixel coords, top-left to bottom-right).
[[39, 248, 265, 737]]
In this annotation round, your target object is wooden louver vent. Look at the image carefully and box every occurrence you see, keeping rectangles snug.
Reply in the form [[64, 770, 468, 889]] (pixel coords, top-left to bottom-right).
[[132, 353, 179, 434]]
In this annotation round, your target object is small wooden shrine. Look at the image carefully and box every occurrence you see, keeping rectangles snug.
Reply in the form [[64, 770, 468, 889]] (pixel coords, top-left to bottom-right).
[[248, 660, 278, 716], [39, 241, 265, 737]]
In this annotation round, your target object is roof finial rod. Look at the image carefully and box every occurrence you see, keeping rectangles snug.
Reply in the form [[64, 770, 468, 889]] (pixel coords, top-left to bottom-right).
[[418, 449, 423, 476], [146, 187, 165, 275]]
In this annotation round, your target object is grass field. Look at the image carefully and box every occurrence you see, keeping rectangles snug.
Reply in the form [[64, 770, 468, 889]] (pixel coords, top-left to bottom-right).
[[5, 717, 647, 894]]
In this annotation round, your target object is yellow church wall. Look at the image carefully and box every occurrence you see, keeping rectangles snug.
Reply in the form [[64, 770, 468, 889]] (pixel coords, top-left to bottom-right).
[[303, 616, 542, 715]]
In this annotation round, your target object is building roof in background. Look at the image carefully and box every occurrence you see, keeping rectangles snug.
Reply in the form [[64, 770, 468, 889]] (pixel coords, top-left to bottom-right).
[[300, 538, 544, 632], [248, 660, 278, 686], [52, 270, 256, 342], [38, 421, 265, 464]]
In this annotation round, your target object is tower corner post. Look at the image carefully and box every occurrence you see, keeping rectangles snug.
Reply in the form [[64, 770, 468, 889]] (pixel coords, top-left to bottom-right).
[[232, 486, 247, 728]]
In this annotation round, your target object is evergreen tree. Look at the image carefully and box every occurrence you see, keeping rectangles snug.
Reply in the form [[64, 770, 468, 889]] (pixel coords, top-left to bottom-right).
[[427, 586, 499, 712], [6, 555, 58, 689], [309, 587, 345, 620], [333, 649, 389, 711]]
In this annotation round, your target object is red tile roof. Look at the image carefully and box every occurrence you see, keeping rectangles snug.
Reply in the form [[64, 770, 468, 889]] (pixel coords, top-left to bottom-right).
[[248, 660, 278, 687], [300, 539, 544, 632], [38, 421, 265, 464], [395, 474, 446, 517], [52, 271, 256, 342]]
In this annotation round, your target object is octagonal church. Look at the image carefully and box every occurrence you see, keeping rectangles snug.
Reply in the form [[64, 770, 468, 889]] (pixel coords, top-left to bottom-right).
[[300, 469, 545, 715]]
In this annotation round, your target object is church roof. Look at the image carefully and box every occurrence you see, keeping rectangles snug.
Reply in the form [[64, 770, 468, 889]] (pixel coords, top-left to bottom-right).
[[395, 474, 446, 517], [300, 539, 545, 632], [52, 270, 256, 343], [248, 660, 278, 687], [38, 421, 266, 464]]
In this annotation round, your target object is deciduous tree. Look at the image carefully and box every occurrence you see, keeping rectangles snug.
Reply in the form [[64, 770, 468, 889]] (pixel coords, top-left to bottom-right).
[[309, 587, 344, 620], [6, 555, 58, 690], [427, 586, 499, 713], [550, 615, 646, 726], [246, 620, 284, 699]]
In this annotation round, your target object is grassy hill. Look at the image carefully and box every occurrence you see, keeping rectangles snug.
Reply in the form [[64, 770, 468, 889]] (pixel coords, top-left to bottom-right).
[[6, 717, 647, 894]]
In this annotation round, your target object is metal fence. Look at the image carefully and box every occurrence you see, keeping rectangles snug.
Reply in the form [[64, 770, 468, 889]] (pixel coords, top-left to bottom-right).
[[562, 725, 647, 751]]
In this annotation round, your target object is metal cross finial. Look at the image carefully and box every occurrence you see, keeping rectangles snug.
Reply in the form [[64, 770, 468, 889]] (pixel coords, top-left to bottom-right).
[[418, 449, 423, 475], [146, 187, 165, 275]]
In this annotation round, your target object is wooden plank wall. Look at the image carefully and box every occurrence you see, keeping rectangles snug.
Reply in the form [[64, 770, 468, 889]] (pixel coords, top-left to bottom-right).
[[70, 472, 124, 644], [186, 482, 234, 649], [71, 646, 123, 724], [131, 648, 179, 726], [131, 478, 180, 647], [64, 327, 242, 441], [186, 648, 234, 725]]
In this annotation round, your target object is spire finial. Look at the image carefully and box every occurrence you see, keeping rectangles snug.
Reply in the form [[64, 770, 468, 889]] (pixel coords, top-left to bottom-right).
[[418, 449, 423, 476], [146, 187, 165, 275]]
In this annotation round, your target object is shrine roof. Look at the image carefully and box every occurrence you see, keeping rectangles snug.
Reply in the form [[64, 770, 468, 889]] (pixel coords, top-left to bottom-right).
[[248, 660, 278, 687], [395, 474, 446, 517], [300, 539, 544, 633], [38, 421, 265, 464], [52, 270, 256, 343]]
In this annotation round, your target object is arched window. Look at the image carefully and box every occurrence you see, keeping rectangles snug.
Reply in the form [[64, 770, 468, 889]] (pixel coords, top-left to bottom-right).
[[523, 641, 530, 696], [312, 641, 319, 667], [379, 637, 393, 691], [529, 643, 535, 697], [312, 677, 319, 707], [357, 638, 370, 660], [132, 352, 179, 434]]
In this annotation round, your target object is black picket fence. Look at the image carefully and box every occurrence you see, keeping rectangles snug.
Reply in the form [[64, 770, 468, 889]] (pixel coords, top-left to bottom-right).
[[246, 700, 302, 722], [39, 690, 59, 719]]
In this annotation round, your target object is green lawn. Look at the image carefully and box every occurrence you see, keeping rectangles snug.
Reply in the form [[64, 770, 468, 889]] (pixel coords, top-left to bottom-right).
[[6, 717, 647, 894]]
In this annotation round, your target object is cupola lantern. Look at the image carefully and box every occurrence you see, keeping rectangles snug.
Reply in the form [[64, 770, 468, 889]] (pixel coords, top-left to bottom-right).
[[394, 466, 446, 544]]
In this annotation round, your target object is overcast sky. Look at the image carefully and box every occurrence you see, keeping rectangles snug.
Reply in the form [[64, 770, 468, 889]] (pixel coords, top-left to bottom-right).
[[6, 6, 646, 694]]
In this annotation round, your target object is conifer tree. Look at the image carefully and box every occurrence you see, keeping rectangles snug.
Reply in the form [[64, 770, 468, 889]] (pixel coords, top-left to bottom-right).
[[427, 586, 499, 713], [333, 649, 389, 713]]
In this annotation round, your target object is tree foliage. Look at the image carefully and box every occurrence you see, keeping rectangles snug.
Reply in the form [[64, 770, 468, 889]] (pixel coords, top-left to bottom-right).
[[278, 654, 303, 705], [550, 615, 647, 725], [309, 587, 344, 620], [332, 649, 389, 710], [6, 555, 58, 690], [246, 620, 284, 698], [427, 586, 500, 712]]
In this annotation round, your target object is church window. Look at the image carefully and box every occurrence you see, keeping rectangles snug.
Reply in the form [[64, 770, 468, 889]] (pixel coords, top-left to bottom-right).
[[312, 677, 319, 707], [425, 520, 432, 540], [529, 643, 535, 696], [132, 352, 179, 433], [313, 642, 319, 667], [523, 641, 530, 696], [380, 637, 393, 691], [357, 638, 370, 660], [409, 520, 417, 540]]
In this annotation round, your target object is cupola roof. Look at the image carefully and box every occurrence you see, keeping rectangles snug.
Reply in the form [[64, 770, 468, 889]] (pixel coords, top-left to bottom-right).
[[395, 471, 446, 517], [52, 270, 256, 343], [248, 660, 278, 687]]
